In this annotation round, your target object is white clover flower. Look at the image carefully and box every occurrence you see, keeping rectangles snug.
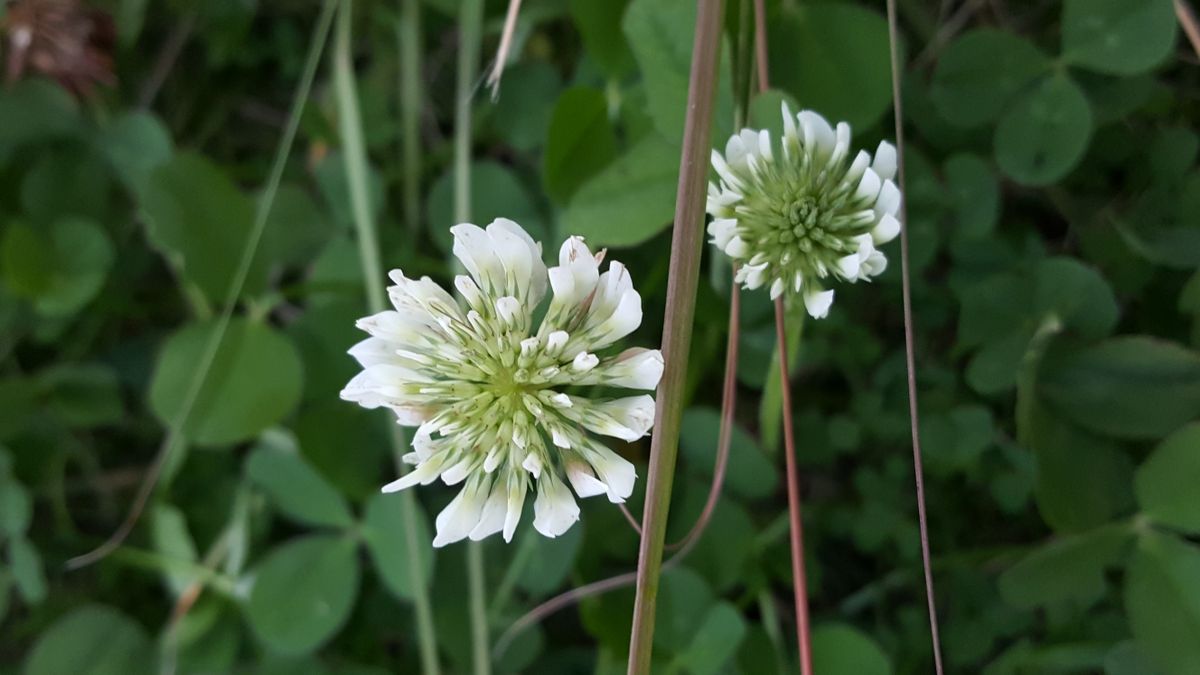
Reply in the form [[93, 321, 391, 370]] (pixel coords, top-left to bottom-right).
[[341, 218, 663, 547], [707, 103, 902, 318]]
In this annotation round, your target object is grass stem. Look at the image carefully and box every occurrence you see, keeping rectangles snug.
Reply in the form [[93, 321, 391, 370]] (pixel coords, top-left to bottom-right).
[[625, 0, 726, 671], [399, 0, 422, 235]]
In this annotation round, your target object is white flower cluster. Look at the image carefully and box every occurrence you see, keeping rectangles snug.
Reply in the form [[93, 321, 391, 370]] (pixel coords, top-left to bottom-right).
[[707, 103, 902, 318], [342, 218, 663, 546]]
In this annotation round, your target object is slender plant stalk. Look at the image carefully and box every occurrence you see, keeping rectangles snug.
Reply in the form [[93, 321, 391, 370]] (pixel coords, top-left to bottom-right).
[[885, 1, 944, 672], [1178, 0, 1200, 58], [773, 298, 813, 675], [334, 5, 441, 674], [399, 0, 422, 234], [626, 0, 725, 671], [451, 1, 490, 673], [752, 2, 814, 671], [66, 0, 340, 571], [486, 0, 524, 97]]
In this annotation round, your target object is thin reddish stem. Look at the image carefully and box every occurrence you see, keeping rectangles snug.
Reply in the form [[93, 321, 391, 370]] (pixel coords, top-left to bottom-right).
[[774, 298, 814, 675], [1177, 0, 1200, 58], [885, 0, 945, 672]]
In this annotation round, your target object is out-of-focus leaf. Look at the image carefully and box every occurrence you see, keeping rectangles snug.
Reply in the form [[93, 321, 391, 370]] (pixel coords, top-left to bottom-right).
[[1039, 336, 1200, 440], [679, 406, 778, 500], [1028, 407, 1133, 533], [96, 111, 173, 192], [562, 133, 678, 248], [490, 62, 562, 153], [669, 602, 746, 675], [994, 74, 1092, 186], [150, 503, 198, 596], [362, 491, 434, 600], [246, 432, 354, 529], [1124, 531, 1200, 674], [8, 535, 46, 604], [998, 523, 1132, 609], [930, 29, 1049, 128], [543, 87, 617, 204], [654, 568, 715, 653], [1061, 0, 1176, 76], [246, 535, 359, 655], [944, 153, 1000, 239], [23, 604, 155, 675], [263, 184, 336, 268], [810, 624, 892, 675], [139, 152, 266, 304], [20, 147, 112, 223], [767, 1, 893, 129], [37, 363, 123, 428], [426, 160, 546, 252], [1135, 423, 1200, 534], [570, 0, 636, 77], [148, 318, 304, 446], [0, 79, 82, 158]]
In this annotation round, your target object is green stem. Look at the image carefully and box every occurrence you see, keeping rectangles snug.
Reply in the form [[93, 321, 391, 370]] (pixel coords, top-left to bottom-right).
[[399, 0, 422, 234], [625, 0, 726, 671], [488, 531, 538, 623], [451, 1, 489, 673], [334, 6, 441, 675]]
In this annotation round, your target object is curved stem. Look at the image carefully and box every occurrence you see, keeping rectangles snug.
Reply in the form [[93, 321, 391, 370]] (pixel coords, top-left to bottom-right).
[[885, 0, 944, 672], [66, 0, 340, 572], [773, 298, 813, 675]]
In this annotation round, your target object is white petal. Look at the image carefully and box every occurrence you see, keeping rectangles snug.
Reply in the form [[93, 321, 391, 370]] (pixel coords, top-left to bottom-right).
[[566, 462, 608, 498], [724, 236, 750, 258], [872, 141, 897, 181], [522, 453, 543, 478], [769, 277, 786, 299], [532, 475, 580, 538], [831, 122, 851, 164], [433, 483, 487, 547], [855, 168, 882, 202], [469, 483, 508, 541], [758, 129, 773, 163], [451, 223, 504, 293], [591, 395, 655, 442], [873, 213, 901, 244], [837, 254, 861, 280], [381, 462, 439, 493], [781, 100, 798, 146], [875, 180, 902, 217], [711, 149, 743, 189], [798, 110, 835, 157], [503, 473, 527, 542], [803, 287, 834, 319], [863, 251, 888, 277], [585, 444, 637, 503], [595, 348, 664, 390], [707, 217, 738, 249], [495, 296, 521, 325]]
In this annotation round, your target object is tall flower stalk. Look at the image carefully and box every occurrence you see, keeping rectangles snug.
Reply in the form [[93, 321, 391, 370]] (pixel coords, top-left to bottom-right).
[[625, 0, 726, 671], [333, 3, 440, 674]]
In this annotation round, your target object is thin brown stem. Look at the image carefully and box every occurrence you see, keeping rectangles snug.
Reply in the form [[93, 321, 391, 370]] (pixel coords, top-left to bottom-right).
[[773, 298, 813, 675], [885, 0, 945, 672], [486, 0, 524, 99], [1177, 0, 1200, 59], [618, 503, 643, 536], [752, 0, 769, 90], [625, 0, 725, 670]]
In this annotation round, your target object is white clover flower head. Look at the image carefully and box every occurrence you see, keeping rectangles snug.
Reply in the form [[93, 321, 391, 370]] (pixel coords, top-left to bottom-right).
[[341, 218, 663, 547], [707, 102, 902, 318]]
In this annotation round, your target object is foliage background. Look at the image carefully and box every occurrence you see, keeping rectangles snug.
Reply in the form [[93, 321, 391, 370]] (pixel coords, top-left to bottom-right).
[[1, 0, 1198, 673]]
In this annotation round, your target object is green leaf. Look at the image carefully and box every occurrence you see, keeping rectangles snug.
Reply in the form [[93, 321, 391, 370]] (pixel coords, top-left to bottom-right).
[[679, 406, 778, 500], [148, 318, 304, 446], [998, 523, 1132, 609], [810, 624, 892, 675], [362, 492, 434, 601], [518, 523, 585, 596], [0, 79, 81, 158], [654, 568, 715, 652], [1, 222, 53, 297], [37, 363, 124, 428], [1039, 336, 1200, 440], [1062, 0, 1176, 76], [0, 473, 32, 538], [930, 29, 1050, 128], [670, 602, 746, 675], [139, 152, 267, 305], [1135, 423, 1200, 533], [23, 604, 155, 675], [150, 504, 198, 597], [293, 400, 389, 500], [767, 2, 894, 129], [35, 218, 115, 317], [570, 0, 635, 76], [543, 87, 618, 204], [20, 147, 113, 223], [994, 74, 1093, 186], [246, 535, 359, 655], [489, 62, 562, 153], [1125, 531, 1200, 675], [1029, 408, 1134, 533], [247, 432, 354, 529], [263, 184, 336, 268], [96, 111, 171, 193], [562, 133, 678, 248], [944, 153, 1000, 239], [8, 535, 46, 604], [426, 160, 546, 252]]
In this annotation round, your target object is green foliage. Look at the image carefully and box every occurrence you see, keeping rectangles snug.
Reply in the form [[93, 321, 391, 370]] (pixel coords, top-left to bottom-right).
[[1, 0, 1197, 673]]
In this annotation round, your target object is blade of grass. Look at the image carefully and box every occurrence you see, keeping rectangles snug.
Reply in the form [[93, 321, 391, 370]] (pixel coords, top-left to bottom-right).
[[625, 0, 726, 670], [334, 4, 441, 674], [885, 0, 945, 672], [398, 0, 422, 234], [451, 1, 490, 674], [66, 0, 340, 572]]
